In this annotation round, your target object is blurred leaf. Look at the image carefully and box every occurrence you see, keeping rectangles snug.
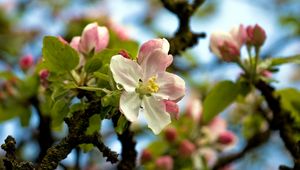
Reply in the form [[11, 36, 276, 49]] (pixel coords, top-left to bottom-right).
[[115, 115, 129, 134], [202, 81, 240, 124], [108, 31, 139, 59], [147, 140, 168, 157], [275, 88, 300, 127], [93, 49, 119, 65], [42, 36, 79, 73], [19, 107, 32, 127], [50, 98, 70, 129], [84, 58, 102, 73], [269, 55, 300, 66]]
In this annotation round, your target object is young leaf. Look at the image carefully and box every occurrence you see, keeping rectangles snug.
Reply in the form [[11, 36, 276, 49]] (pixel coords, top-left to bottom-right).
[[42, 36, 79, 73], [84, 58, 102, 73], [270, 55, 300, 66], [115, 115, 129, 134], [202, 81, 240, 124]]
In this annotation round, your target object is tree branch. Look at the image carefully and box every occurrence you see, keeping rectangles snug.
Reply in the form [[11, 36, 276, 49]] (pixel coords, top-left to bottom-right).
[[112, 114, 137, 170], [161, 0, 206, 56], [255, 80, 300, 169]]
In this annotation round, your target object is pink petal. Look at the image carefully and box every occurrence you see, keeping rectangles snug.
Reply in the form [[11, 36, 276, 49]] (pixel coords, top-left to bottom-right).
[[119, 91, 141, 122], [70, 36, 81, 51], [209, 32, 235, 58], [94, 26, 109, 52], [163, 100, 179, 120], [208, 117, 227, 136], [110, 55, 142, 92], [140, 50, 173, 80], [230, 24, 247, 48], [155, 72, 185, 101], [142, 96, 171, 134], [138, 38, 169, 64], [79, 22, 109, 54]]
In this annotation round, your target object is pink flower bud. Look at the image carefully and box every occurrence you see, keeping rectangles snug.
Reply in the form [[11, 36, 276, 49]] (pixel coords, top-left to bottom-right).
[[210, 25, 246, 62], [164, 127, 177, 142], [155, 156, 173, 170], [261, 70, 272, 78], [218, 41, 240, 62], [39, 69, 49, 80], [141, 149, 152, 163], [179, 140, 196, 157], [246, 24, 266, 47], [79, 22, 109, 54], [118, 49, 130, 59], [164, 100, 179, 120], [138, 38, 170, 64], [218, 131, 236, 145], [70, 36, 81, 51], [19, 55, 34, 70]]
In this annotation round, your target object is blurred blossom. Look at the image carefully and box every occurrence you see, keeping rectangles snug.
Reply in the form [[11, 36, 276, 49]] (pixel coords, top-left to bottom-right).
[[19, 55, 34, 71], [186, 96, 202, 123], [179, 139, 196, 157], [210, 25, 246, 62], [155, 156, 173, 170], [164, 127, 177, 143]]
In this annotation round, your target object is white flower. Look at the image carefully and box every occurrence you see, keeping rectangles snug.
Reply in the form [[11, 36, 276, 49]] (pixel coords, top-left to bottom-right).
[[110, 39, 185, 134]]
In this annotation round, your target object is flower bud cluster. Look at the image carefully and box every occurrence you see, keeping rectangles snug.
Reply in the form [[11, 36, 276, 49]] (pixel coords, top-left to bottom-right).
[[210, 24, 266, 62]]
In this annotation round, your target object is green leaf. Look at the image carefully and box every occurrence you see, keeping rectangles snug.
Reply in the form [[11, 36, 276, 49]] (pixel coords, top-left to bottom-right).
[[270, 55, 300, 66], [115, 115, 129, 134], [93, 49, 120, 65], [42, 36, 79, 73], [202, 81, 240, 124], [51, 86, 70, 101], [147, 140, 168, 157], [275, 88, 300, 127], [86, 114, 101, 135], [50, 99, 70, 128], [84, 58, 102, 73], [19, 107, 32, 127]]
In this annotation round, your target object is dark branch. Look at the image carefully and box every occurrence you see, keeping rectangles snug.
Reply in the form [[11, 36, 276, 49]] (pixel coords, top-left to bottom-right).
[[161, 0, 206, 55], [38, 100, 119, 170], [113, 114, 137, 170], [1, 136, 35, 170], [255, 80, 300, 169]]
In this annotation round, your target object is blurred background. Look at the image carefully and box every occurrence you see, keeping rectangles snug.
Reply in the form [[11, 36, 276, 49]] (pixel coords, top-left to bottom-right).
[[0, 0, 300, 169]]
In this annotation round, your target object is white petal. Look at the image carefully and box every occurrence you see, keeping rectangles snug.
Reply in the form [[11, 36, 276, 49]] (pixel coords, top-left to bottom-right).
[[142, 96, 171, 134], [110, 55, 142, 92], [155, 72, 185, 101], [120, 91, 141, 122]]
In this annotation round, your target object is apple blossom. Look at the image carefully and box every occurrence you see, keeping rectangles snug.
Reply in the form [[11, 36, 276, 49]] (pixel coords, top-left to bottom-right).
[[155, 156, 173, 170], [110, 39, 185, 134], [179, 140, 196, 157], [164, 127, 177, 142], [19, 55, 34, 70], [78, 22, 109, 54], [141, 149, 152, 163], [210, 25, 246, 62], [217, 130, 236, 145]]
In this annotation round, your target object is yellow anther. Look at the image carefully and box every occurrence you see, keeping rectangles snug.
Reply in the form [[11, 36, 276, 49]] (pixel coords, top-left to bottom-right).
[[146, 76, 159, 93]]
